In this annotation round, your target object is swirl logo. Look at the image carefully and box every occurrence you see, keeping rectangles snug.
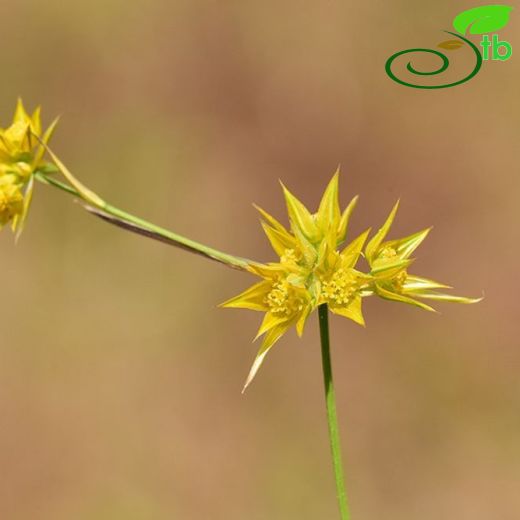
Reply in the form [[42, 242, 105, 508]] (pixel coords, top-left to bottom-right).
[[385, 5, 513, 89]]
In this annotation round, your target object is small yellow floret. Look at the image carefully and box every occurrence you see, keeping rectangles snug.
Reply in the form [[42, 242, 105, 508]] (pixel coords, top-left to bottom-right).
[[321, 267, 359, 306], [265, 279, 305, 317]]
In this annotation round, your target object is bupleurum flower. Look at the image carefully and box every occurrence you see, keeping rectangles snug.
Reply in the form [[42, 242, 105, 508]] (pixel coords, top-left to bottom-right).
[[222, 173, 369, 389], [222, 172, 481, 391], [0, 99, 57, 234]]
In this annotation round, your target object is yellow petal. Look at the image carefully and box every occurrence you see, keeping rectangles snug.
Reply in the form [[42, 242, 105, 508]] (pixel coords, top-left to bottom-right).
[[402, 275, 452, 292], [412, 291, 483, 304], [281, 182, 319, 241], [220, 281, 270, 311], [340, 228, 371, 268], [13, 175, 34, 240], [330, 295, 365, 326], [337, 195, 359, 244], [242, 321, 292, 392], [255, 312, 288, 340], [246, 262, 286, 278], [316, 238, 330, 270], [30, 106, 42, 137], [253, 204, 288, 234], [261, 221, 296, 257], [33, 117, 59, 168], [296, 305, 312, 337], [384, 227, 432, 260], [0, 132, 10, 156], [365, 200, 400, 264], [316, 169, 340, 233], [292, 223, 318, 265], [375, 285, 436, 312], [13, 98, 29, 124], [370, 257, 413, 277]]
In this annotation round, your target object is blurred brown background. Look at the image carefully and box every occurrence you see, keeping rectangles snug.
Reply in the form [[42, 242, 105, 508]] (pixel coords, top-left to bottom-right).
[[1, 1, 519, 519]]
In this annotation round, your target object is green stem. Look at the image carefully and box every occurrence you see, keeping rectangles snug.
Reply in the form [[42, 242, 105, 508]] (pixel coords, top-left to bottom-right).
[[318, 304, 350, 520], [34, 172, 251, 270]]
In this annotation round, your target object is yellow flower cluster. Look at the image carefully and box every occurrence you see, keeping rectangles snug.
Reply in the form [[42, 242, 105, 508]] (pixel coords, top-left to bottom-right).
[[223, 172, 481, 390], [0, 99, 481, 399], [0, 99, 56, 234]]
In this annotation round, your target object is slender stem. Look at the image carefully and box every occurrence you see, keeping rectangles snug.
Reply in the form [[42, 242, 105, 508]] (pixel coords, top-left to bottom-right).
[[318, 304, 350, 520], [103, 202, 249, 268], [34, 172, 251, 269]]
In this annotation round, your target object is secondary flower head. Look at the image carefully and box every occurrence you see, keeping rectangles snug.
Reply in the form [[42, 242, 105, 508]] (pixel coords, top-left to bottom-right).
[[223, 172, 481, 391], [365, 201, 482, 310], [0, 99, 58, 234]]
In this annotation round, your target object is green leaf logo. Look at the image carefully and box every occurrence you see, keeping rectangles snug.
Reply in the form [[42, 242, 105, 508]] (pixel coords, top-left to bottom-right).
[[453, 5, 513, 35]]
